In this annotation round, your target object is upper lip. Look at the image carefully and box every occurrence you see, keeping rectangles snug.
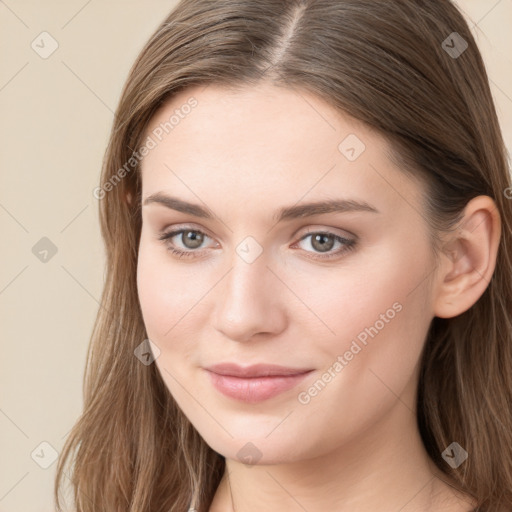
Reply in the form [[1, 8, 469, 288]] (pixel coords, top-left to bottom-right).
[[204, 363, 313, 378]]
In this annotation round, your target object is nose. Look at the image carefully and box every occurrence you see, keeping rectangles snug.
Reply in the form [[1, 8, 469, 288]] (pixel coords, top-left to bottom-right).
[[212, 247, 287, 342]]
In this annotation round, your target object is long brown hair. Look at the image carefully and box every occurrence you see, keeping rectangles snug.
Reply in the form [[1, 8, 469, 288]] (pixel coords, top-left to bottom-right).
[[54, 1, 512, 510]]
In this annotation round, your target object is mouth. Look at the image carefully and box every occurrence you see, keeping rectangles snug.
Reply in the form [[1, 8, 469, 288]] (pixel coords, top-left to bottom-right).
[[203, 363, 314, 403]]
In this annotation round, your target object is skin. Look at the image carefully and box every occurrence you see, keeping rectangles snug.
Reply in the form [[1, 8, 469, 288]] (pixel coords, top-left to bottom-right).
[[136, 82, 501, 511]]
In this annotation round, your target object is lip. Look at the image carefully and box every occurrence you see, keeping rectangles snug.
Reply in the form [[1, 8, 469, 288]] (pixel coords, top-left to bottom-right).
[[203, 363, 314, 403], [204, 362, 313, 378]]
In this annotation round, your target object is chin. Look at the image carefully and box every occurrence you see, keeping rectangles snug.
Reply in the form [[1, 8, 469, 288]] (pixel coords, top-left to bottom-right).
[[197, 429, 309, 466]]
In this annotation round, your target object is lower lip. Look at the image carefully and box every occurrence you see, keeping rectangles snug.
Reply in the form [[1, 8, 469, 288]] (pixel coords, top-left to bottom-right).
[[205, 370, 313, 403]]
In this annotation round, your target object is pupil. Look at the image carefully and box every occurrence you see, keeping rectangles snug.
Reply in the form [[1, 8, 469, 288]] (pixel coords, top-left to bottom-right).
[[312, 234, 334, 253], [184, 230, 203, 249]]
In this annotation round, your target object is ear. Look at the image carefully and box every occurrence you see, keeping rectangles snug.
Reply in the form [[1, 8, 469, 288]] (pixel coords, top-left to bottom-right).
[[433, 195, 501, 319]]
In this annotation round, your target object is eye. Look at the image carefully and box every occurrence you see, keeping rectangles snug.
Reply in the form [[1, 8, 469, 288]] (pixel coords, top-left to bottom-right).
[[157, 226, 357, 261], [158, 228, 215, 259], [293, 231, 357, 260]]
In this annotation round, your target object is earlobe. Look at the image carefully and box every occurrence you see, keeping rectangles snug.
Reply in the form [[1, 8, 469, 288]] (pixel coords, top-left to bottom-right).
[[433, 195, 501, 319]]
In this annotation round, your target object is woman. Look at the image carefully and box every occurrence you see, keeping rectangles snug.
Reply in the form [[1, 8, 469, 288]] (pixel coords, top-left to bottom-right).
[[54, 0, 512, 511]]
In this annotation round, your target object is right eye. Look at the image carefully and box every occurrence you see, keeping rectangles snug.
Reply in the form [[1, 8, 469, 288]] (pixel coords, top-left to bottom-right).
[[158, 227, 217, 259]]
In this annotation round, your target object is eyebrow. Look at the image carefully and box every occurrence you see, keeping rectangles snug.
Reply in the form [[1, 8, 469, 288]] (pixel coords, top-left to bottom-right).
[[143, 192, 380, 222]]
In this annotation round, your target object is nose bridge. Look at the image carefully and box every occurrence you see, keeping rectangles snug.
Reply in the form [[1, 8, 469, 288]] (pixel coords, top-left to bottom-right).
[[222, 241, 271, 306], [212, 237, 284, 340]]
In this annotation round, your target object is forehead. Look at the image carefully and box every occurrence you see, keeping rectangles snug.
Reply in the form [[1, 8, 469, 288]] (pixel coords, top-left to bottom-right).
[[143, 82, 377, 163], [139, 83, 425, 222]]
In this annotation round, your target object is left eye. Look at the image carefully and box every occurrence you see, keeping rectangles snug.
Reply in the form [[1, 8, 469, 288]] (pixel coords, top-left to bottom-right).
[[294, 231, 355, 257], [158, 228, 356, 260]]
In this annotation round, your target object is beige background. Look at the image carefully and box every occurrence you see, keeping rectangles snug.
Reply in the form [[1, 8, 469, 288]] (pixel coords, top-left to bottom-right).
[[0, 1, 511, 510]]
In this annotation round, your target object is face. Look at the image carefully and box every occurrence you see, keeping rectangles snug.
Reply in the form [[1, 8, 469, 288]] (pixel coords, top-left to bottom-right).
[[136, 83, 437, 465]]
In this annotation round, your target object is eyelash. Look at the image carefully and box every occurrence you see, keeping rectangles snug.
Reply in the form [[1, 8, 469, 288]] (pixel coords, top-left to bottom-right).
[[157, 226, 357, 261]]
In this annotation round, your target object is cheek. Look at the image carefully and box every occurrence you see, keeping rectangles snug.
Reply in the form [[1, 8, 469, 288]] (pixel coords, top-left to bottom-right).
[[298, 240, 435, 409], [288, 237, 433, 347], [136, 242, 201, 400], [137, 246, 172, 339], [136, 238, 206, 342], [283, 245, 435, 449]]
